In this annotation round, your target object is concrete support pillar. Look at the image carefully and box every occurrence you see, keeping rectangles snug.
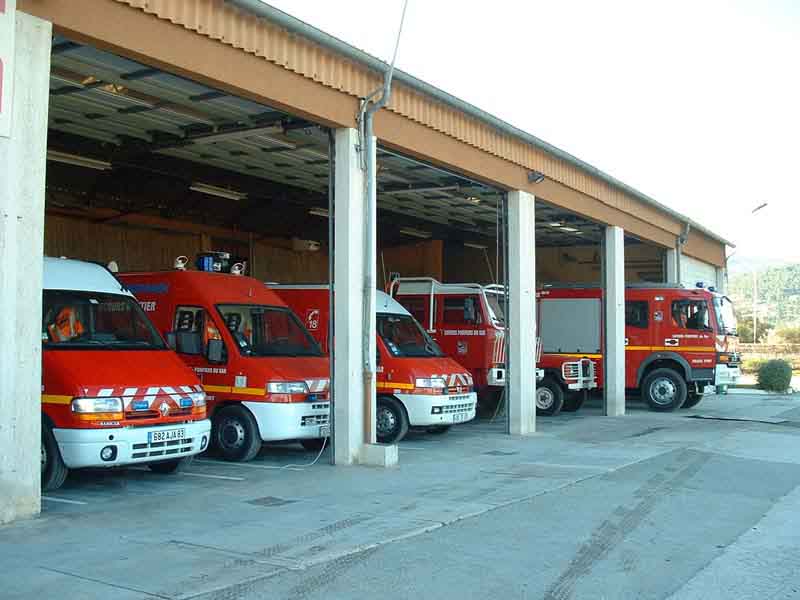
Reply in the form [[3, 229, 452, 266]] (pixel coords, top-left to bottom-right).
[[665, 248, 679, 284], [507, 190, 537, 435], [0, 10, 51, 524], [603, 226, 626, 417], [331, 127, 390, 466]]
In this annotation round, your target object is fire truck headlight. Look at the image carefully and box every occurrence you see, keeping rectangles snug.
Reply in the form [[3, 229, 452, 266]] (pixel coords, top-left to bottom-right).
[[267, 381, 309, 394], [72, 397, 123, 413], [415, 378, 447, 389], [189, 391, 206, 407]]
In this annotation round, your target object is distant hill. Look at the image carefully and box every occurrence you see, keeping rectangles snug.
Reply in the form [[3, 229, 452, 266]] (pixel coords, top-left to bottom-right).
[[728, 263, 800, 327], [728, 255, 794, 275]]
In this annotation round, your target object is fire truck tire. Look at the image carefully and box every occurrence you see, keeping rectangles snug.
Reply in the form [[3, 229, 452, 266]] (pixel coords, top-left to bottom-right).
[[300, 438, 328, 452], [681, 392, 703, 409], [376, 396, 409, 444], [213, 405, 263, 462], [561, 392, 585, 412], [642, 369, 687, 411], [536, 378, 564, 416], [148, 456, 193, 474], [42, 421, 69, 491], [426, 425, 452, 434]]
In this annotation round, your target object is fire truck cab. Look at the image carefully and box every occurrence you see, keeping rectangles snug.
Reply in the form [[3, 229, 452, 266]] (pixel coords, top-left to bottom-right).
[[41, 258, 211, 490], [273, 285, 478, 444], [119, 267, 330, 462], [538, 283, 740, 411]]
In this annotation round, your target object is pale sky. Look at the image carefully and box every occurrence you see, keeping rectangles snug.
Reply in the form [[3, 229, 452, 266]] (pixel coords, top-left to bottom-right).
[[264, 0, 799, 261]]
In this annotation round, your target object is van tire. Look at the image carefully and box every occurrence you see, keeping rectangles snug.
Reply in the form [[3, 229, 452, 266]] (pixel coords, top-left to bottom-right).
[[42, 421, 69, 491], [561, 392, 585, 412], [376, 396, 409, 444], [681, 392, 703, 409], [148, 456, 193, 474], [536, 378, 564, 416], [642, 368, 687, 411], [213, 405, 262, 462]]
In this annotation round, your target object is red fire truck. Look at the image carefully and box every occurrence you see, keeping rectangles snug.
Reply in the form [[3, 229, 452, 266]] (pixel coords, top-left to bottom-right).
[[272, 285, 478, 443], [119, 262, 330, 462], [537, 283, 740, 412], [390, 278, 559, 415], [41, 258, 211, 490]]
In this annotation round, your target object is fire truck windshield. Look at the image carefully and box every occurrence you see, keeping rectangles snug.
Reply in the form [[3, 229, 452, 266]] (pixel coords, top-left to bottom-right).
[[217, 304, 322, 357], [43, 290, 166, 350], [377, 313, 445, 358], [713, 296, 738, 336], [485, 292, 505, 324]]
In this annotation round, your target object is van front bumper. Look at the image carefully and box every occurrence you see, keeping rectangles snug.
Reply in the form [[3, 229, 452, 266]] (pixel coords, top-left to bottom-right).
[[243, 400, 330, 442], [53, 419, 211, 469], [396, 392, 477, 427]]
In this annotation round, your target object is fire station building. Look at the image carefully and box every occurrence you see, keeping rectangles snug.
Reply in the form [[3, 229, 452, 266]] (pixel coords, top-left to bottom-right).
[[0, 0, 732, 524]]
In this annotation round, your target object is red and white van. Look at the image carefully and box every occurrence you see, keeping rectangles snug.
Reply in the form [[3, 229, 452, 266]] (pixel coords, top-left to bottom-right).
[[537, 283, 740, 412], [273, 285, 478, 443], [119, 269, 330, 461], [41, 258, 211, 490]]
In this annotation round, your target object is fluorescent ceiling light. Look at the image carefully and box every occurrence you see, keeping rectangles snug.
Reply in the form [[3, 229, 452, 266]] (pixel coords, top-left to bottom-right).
[[561, 226, 579, 232], [383, 185, 459, 195], [189, 182, 247, 201], [308, 207, 329, 218], [548, 222, 563, 227], [399, 227, 432, 239], [47, 150, 111, 171], [466, 196, 481, 204], [464, 242, 487, 250]]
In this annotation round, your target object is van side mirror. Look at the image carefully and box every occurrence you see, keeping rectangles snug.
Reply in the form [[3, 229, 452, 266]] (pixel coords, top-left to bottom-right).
[[206, 338, 225, 363], [165, 332, 177, 350], [176, 331, 202, 355], [464, 298, 477, 324]]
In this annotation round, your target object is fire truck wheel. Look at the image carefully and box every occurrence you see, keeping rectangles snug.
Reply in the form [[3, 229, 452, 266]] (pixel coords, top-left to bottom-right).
[[300, 438, 328, 452], [536, 378, 565, 416], [426, 425, 452, 434], [376, 397, 409, 443], [561, 392, 585, 412], [213, 405, 263, 462], [642, 368, 687, 411], [42, 421, 69, 491], [681, 392, 703, 409], [148, 456, 193, 474]]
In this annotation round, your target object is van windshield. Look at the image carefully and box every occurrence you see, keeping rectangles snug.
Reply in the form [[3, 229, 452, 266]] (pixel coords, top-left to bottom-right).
[[713, 296, 738, 336], [43, 290, 165, 350], [485, 292, 505, 324], [217, 304, 322, 357], [377, 313, 444, 358]]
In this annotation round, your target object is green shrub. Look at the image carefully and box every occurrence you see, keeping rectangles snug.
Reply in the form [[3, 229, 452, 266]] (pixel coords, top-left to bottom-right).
[[757, 359, 793, 392], [741, 358, 766, 374]]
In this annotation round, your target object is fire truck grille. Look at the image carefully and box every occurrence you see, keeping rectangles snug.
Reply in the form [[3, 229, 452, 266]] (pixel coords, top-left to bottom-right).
[[131, 438, 195, 459], [301, 414, 330, 427], [126, 408, 193, 420], [562, 364, 582, 379], [441, 402, 473, 414]]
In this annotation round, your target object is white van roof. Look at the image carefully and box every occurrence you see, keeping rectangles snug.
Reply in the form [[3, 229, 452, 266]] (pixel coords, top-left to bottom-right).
[[269, 283, 410, 317], [43, 257, 132, 296]]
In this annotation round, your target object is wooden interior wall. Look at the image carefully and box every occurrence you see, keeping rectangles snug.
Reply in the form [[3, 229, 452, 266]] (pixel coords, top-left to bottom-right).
[[378, 240, 443, 289]]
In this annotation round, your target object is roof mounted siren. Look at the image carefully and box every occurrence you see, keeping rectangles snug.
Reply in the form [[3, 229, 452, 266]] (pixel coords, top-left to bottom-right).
[[195, 251, 247, 275]]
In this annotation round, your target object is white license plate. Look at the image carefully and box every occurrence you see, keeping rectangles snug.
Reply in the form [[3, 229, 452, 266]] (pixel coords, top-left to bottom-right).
[[320, 425, 331, 437], [149, 428, 186, 443], [453, 412, 466, 423]]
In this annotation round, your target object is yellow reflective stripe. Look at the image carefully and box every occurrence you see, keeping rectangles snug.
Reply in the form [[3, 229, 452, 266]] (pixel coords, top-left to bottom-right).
[[41, 394, 72, 405], [627, 346, 716, 353], [203, 384, 232, 393], [376, 382, 415, 390], [542, 353, 602, 359], [203, 384, 265, 397]]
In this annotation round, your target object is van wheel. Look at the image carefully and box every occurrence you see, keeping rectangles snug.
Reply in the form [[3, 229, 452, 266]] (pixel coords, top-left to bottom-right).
[[562, 392, 585, 412], [426, 425, 451, 434], [681, 392, 703, 409], [300, 438, 327, 452], [536, 378, 564, 416], [642, 368, 687, 411], [213, 405, 262, 462], [42, 421, 69, 491], [376, 397, 409, 444], [148, 456, 193, 474]]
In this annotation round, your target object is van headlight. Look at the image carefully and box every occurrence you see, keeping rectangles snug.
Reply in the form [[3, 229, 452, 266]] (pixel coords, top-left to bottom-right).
[[267, 381, 309, 394], [71, 397, 123, 413], [189, 391, 206, 407], [415, 378, 447, 389]]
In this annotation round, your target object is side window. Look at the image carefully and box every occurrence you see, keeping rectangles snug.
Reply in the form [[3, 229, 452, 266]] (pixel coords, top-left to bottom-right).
[[625, 301, 648, 328], [671, 299, 710, 331], [173, 306, 223, 355], [442, 296, 482, 325]]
